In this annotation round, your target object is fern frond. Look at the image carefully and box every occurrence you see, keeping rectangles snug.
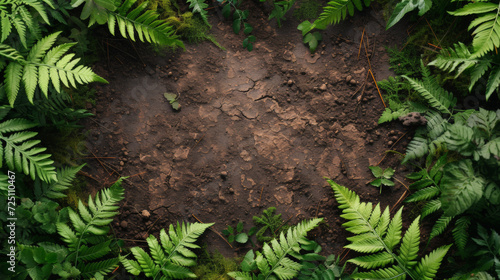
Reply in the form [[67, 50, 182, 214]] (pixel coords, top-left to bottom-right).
[[123, 221, 213, 279], [405, 186, 440, 202], [329, 180, 451, 279], [402, 74, 456, 115], [3, 32, 107, 106], [78, 257, 120, 279], [34, 164, 85, 199], [413, 245, 452, 280], [403, 136, 428, 164], [187, 0, 210, 27], [107, 0, 184, 48], [0, 118, 56, 182], [421, 199, 442, 219], [440, 159, 485, 216], [450, 2, 500, 58], [228, 218, 322, 279], [315, 0, 371, 27], [386, 0, 432, 29], [0, 44, 24, 61], [428, 215, 453, 242], [452, 216, 471, 252], [429, 42, 477, 77]]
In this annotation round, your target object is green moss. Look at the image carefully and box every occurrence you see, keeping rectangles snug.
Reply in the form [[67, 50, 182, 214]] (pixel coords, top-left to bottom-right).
[[193, 248, 240, 280], [293, 0, 321, 21]]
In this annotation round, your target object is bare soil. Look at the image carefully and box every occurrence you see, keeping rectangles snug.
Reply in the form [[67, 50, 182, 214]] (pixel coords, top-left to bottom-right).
[[84, 2, 412, 261]]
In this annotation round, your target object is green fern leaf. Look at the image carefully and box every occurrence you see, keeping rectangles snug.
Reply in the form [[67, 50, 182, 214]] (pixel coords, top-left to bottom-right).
[[403, 136, 428, 164], [412, 245, 452, 280], [123, 222, 213, 279], [78, 257, 120, 279], [5, 60, 23, 106], [0, 119, 56, 182], [405, 186, 440, 203], [1, 15, 12, 42], [428, 215, 453, 241], [34, 164, 85, 199], [485, 64, 500, 100], [315, 0, 370, 28], [107, 1, 184, 48], [421, 199, 441, 219], [452, 216, 471, 252], [386, 0, 432, 29], [402, 74, 456, 115], [446, 124, 475, 157], [330, 180, 451, 279], [440, 159, 485, 216], [450, 2, 500, 58], [0, 44, 24, 61], [187, 0, 210, 27], [77, 240, 112, 261], [428, 42, 477, 78]]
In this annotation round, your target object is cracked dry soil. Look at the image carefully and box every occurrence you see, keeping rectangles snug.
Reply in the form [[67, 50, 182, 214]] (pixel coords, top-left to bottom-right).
[[85, 3, 411, 259]]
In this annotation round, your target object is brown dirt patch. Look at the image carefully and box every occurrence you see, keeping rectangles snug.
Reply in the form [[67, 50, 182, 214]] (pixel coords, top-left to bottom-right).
[[84, 3, 412, 260]]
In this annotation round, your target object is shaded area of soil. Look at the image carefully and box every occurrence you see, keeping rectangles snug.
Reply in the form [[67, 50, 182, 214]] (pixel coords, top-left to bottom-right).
[[84, 3, 411, 259]]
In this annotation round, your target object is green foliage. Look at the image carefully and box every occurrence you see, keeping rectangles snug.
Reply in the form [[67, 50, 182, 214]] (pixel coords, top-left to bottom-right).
[[298, 0, 372, 36], [299, 252, 352, 280], [0, 114, 57, 182], [223, 221, 257, 245], [220, 0, 255, 51], [293, 0, 321, 21], [1, 32, 108, 106], [33, 164, 85, 200], [429, 42, 500, 100], [0, 0, 53, 48], [252, 206, 290, 243], [186, 0, 210, 27], [386, 0, 432, 29], [56, 179, 125, 278], [402, 62, 457, 116], [193, 249, 240, 280], [227, 218, 323, 280], [368, 166, 395, 193], [449, 1, 500, 58], [472, 225, 500, 278], [269, 0, 296, 28], [328, 180, 451, 279], [121, 221, 213, 279]]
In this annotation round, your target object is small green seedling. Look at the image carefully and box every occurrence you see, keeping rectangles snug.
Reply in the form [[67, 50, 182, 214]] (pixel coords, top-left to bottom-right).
[[164, 92, 180, 110], [368, 166, 395, 193], [222, 221, 257, 246]]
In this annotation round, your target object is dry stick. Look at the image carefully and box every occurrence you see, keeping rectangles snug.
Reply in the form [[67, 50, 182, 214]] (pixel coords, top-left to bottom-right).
[[428, 43, 442, 50], [80, 157, 117, 159], [78, 171, 99, 182], [340, 248, 351, 263], [191, 214, 233, 248], [274, 213, 298, 234], [393, 177, 410, 191], [376, 131, 409, 166], [425, 17, 442, 50], [128, 171, 147, 178], [121, 238, 148, 243], [350, 71, 369, 98], [145, 217, 161, 236], [391, 190, 408, 213], [369, 69, 386, 108], [90, 150, 112, 176], [357, 28, 365, 60]]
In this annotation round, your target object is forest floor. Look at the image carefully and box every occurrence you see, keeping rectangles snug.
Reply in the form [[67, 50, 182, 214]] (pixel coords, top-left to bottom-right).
[[84, 2, 415, 260]]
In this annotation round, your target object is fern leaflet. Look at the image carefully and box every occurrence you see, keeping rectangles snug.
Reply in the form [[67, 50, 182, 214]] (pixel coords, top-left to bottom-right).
[[450, 2, 500, 58], [187, 0, 210, 27], [329, 180, 451, 279], [122, 221, 213, 279]]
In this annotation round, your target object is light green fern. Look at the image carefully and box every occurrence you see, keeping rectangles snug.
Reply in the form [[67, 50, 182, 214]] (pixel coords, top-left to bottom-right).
[[0, 0, 53, 48], [228, 218, 323, 280], [386, 0, 432, 29], [449, 1, 500, 58], [329, 180, 451, 279], [298, 0, 371, 35], [402, 62, 456, 115], [0, 116, 57, 182], [121, 221, 213, 279], [33, 164, 85, 199], [107, 0, 184, 48], [56, 178, 125, 279], [186, 0, 210, 27], [1, 32, 108, 106], [429, 43, 500, 100]]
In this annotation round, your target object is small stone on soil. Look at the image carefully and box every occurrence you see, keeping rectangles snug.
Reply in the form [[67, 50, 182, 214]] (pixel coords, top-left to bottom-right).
[[141, 210, 151, 218], [120, 221, 128, 229], [319, 84, 327, 91]]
